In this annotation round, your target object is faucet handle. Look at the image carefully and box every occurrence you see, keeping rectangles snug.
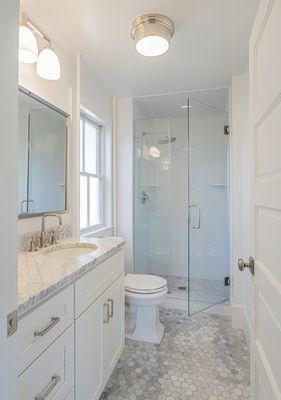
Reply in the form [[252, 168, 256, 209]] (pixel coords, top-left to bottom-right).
[[39, 232, 46, 248], [50, 230, 58, 245], [28, 236, 37, 252]]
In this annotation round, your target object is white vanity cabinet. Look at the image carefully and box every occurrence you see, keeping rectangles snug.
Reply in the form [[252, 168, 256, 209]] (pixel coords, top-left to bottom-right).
[[18, 248, 125, 400], [75, 251, 125, 400], [18, 325, 74, 400], [18, 285, 75, 400]]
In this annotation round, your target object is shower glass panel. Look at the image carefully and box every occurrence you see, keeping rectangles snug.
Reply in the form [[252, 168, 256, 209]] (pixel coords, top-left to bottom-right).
[[188, 99, 229, 315], [134, 118, 172, 282]]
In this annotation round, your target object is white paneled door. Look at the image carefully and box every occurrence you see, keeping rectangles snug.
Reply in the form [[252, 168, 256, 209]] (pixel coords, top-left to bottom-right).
[[0, 1, 19, 400], [249, 0, 281, 398]]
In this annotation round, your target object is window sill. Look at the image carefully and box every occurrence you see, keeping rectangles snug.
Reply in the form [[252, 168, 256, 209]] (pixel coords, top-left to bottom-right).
[[81, 225, 114, 238]]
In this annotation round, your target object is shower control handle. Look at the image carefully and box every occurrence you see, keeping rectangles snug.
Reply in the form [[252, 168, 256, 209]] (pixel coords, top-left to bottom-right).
[[140, 190, 149, 205], [189, 202, 201, 229]]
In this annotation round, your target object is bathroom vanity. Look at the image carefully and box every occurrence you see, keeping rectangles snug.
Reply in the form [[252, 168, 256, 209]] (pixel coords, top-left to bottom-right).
[[17, 237, 125, 400]]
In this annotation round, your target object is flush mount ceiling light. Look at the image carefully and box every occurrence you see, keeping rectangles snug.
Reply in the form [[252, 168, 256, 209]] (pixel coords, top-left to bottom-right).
[[18, 14, 61, 80], [131, 14, 175, 57], [19, 18, 38, 63]]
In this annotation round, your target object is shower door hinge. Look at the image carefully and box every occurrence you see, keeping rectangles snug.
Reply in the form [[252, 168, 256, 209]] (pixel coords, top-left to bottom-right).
[[224, 125, 230, 135], [7, 309, 17, 337], [224, 276, 230, 286]]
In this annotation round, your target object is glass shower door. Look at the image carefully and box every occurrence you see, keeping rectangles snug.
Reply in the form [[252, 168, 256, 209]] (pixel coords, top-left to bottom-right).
[[134, 118, 171, 283], [188, 99, 229, 315]]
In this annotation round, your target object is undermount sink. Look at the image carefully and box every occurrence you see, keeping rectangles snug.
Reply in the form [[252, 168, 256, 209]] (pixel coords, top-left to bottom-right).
[[44, 243, 98, 258]]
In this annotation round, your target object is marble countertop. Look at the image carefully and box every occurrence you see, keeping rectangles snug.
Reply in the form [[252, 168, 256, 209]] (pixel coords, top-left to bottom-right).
[[18, 236, 125, 317]]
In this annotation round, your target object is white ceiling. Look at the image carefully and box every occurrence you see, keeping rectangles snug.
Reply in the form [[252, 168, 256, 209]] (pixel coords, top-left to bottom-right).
[[21, 0, 260, 97]]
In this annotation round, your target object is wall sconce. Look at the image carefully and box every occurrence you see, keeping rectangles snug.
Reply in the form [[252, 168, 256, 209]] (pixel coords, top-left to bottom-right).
[[19, 14, 61, 80]]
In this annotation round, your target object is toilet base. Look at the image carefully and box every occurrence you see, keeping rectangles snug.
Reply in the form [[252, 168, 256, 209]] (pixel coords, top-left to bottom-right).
[[125, 300, 166, 344], [126, 321, 165, 344]]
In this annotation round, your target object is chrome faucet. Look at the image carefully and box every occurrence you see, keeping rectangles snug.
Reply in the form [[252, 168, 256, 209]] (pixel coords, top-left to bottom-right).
[[40, 213, 63, 248]]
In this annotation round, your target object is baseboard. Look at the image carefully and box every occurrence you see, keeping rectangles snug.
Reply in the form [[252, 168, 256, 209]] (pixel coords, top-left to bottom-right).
[[231, 304, 245, 329], [243, 308, 251, 347], [231, 304, 251, 345]]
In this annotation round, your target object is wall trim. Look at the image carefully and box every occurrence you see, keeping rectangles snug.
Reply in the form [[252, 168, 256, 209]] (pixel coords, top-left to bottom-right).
[[231, 304, 247, 329]]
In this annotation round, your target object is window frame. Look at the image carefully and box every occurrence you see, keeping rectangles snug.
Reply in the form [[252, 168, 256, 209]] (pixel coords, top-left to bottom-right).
[[80, 111, 105, 234]]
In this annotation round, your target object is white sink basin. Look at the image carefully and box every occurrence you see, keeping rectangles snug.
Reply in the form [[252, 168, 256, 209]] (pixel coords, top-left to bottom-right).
[[44, 244, 98, 258]]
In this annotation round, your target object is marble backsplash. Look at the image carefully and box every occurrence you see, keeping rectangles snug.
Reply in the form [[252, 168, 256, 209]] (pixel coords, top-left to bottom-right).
[[18, 224, 71, 252]]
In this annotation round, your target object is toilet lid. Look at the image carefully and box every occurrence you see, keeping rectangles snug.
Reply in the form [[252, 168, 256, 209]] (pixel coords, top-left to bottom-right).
[[125, 274, 167, 294]]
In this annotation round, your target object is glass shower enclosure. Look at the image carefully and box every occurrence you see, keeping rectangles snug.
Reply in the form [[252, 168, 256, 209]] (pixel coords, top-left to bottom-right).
[[134, 98, 229, 315]]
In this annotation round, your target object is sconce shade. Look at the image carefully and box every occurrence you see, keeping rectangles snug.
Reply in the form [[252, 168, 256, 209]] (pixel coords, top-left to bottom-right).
[[19, 25, 38, 63], [36, 46, 61, 80]]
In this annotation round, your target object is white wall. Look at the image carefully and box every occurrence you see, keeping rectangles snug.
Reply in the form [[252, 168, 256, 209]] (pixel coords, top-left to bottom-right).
[[0, 1, 19, 398], [80, 60, 112, 125], [17, 32, 113, 238], [115, 97, 134, 273], [230, 66, 252, 338], [18, 39, 74, 234]]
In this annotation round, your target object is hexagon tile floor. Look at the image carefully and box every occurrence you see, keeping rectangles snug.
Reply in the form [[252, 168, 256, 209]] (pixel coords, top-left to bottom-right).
[[100, 308, 250, 400]]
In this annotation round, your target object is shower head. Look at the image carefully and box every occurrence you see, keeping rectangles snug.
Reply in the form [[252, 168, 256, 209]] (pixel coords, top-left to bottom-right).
[[158, 136, 176, 145]]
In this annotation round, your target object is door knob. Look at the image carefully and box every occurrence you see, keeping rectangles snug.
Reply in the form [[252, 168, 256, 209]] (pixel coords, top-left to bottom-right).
[[238, 256, 255, 275]]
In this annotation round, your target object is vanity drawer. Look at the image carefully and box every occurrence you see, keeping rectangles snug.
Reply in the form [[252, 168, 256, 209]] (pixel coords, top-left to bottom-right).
[[18, 285, 74, 373], [18, 325, 74, 400], [75, 249, 124, 318]]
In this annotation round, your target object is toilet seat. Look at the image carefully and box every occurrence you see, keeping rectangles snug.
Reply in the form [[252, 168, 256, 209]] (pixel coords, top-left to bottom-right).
[[125, 274, 167, 294]]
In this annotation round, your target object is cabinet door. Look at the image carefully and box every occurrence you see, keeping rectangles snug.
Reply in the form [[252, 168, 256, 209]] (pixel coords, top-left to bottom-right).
[[75, 294, 107, 400], [106, 274, 125, 378]]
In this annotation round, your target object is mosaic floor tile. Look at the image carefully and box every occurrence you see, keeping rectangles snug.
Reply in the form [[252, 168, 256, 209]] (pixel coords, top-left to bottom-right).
[[100, 308, 250, 400], [163, 275, 229, 303]]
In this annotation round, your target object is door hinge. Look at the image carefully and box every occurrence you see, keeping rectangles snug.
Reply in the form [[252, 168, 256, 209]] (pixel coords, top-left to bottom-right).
[[224, 125, 230, 135], [7, 309, 17, 337], [224, 276, 230, 286]]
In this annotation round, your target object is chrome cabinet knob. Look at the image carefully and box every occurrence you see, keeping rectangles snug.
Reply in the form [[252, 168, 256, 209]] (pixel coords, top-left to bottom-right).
[[238, 256, 255, 275]]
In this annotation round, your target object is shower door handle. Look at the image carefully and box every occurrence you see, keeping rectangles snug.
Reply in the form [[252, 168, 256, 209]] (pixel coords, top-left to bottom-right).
[[189, 202, 201, 229]]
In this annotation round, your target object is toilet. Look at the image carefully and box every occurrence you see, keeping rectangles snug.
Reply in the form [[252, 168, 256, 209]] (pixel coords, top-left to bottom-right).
[[125, 274, 168, 344]]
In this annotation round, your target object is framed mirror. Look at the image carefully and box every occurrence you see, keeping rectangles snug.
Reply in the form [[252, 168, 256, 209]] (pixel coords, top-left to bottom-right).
[[18, 86, 68, 218]]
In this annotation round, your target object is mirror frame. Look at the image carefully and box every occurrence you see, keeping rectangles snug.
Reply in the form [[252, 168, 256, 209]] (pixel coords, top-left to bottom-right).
[[18, 85, 69, 219]]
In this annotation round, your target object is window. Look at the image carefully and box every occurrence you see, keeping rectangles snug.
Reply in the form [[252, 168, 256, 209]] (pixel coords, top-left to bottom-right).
[[80, 113, 104, 232]]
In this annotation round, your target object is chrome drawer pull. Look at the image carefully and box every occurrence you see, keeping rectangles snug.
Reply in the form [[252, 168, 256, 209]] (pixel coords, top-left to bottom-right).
[[34, 374, 60, 400], [108, 299, 114, 318], [34, 316, 60, 337], [103, 303, 110, 323]]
